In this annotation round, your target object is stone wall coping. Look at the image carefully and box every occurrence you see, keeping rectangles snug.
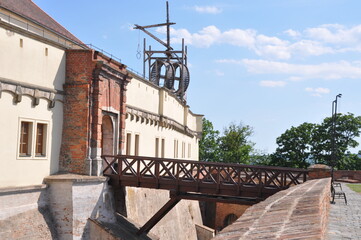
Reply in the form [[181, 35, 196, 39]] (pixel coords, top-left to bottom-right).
[[0, 184, 47, 195], [44, 173, 108, 183], [212, 178, 331, 240], [308, 164, 331, 170]]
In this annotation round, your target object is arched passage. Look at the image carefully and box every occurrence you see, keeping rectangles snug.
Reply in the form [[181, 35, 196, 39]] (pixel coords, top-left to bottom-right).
[[101, 115, 114, 156], [223, 213, 238, 228]]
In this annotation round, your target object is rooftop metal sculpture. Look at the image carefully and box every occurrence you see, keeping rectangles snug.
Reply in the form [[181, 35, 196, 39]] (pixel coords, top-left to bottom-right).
[[134, 1, 189, 101]]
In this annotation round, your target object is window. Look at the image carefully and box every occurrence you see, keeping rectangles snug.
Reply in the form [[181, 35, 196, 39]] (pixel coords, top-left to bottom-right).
[[126, 133, 131, 155], [161, 139, 165, 158], [134, 134, 140, 156], [155, 138, 159, 157], [182, 142, 185, 158], [18, 119, 48, 159], [174, 139, 178, 158], [19, 121, 32, 156], [35, 123, 47, 156], [188, 143, 191, 158]]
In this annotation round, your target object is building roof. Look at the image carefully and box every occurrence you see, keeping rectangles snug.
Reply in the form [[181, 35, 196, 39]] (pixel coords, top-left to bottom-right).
[[0, 0, 84, 46]]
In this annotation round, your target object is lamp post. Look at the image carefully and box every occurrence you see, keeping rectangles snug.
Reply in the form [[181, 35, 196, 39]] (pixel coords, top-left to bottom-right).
[[331, 93, 342, 181]]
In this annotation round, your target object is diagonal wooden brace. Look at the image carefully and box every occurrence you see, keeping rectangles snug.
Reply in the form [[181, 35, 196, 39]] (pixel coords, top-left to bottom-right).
[[137, 195, 181, 235]]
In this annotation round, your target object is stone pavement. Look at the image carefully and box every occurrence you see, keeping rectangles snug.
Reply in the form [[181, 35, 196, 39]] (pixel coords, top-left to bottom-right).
[[327, 182, 361, 240]]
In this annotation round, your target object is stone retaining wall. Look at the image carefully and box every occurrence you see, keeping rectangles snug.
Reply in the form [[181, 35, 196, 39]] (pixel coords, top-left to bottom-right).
[[212, 178, 331, 240], [0, 185, 57, 239]]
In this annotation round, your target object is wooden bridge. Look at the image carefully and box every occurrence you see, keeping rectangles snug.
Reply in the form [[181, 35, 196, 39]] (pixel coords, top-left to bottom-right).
[[102, 155, 309, 235]]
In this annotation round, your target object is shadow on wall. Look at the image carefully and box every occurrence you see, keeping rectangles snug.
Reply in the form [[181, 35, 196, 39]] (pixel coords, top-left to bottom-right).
[[0, 186, 58, 239], [81, 182, 117, 239]]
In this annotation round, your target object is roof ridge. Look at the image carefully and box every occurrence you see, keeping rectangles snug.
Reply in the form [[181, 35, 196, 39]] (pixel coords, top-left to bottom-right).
[[29, 0, 85, 46]]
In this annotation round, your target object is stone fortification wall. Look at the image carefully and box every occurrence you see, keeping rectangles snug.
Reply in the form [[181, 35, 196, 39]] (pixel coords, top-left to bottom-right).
[[1, 174, 118, 240], [125, 187, 203, 240], [212, 178, 331, 240], [44, 174, 116, 240], [0, 185, 57, 239]]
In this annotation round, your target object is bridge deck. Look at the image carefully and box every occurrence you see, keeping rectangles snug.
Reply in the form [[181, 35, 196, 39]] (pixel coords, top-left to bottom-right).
[[102, 155, 309, 235], [103, 155, 308, 199]]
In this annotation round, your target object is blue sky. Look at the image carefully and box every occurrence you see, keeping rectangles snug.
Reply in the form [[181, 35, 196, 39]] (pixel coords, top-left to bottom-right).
[[33, 0, 361, 153]]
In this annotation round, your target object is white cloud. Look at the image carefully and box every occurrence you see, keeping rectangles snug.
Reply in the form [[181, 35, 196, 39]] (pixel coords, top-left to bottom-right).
[[155, 23, 361, 59], [284, 29, 300, 38], [259, 81, 287, 87], [305, 87, 330, 97], [219, 59, 361, 80], [305, 24, 361, 44], [222, 29, 256, 47], [194, 6, 222, 14], [289, 40, 334, 56], [214, 70, 225, 76]]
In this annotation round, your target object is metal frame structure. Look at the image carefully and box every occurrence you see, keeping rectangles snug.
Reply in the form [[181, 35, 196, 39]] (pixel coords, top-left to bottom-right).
[[134, 1, 189, 100]]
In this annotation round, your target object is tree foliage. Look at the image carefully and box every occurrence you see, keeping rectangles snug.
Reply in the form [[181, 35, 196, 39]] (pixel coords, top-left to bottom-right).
[[219, 122, 254, 164], [271, 113, 361, 169], [199, 118, 220, 162], [270, 123, 316, 168], [199, 118, 254, 163], [311, 113, 361, 169]]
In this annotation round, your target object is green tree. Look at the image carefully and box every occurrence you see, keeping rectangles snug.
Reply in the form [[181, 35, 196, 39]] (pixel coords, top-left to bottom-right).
[[340, 151, 361, 170], [218, 122, 254, 164], [271, 113, 361, 169], [271, 123, 316, 168], [249, 151, 272, 166], [312, 113, 361, 169], [199, 118, 220, 162]]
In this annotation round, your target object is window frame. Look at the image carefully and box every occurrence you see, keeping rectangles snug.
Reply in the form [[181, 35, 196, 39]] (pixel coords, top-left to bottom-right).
[[126, 132, 132, 155], [17, 118, 49, 160]]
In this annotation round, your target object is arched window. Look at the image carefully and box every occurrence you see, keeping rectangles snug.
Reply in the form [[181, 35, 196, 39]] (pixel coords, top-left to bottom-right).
[[223, 213, 238, 227]]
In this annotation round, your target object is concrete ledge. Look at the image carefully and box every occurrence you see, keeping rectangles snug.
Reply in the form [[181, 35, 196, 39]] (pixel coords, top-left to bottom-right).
[[212, 178, 331, 240], [44, 173, 108, 183], [0, 184, 49, 221], [0, 184, 47, 195]]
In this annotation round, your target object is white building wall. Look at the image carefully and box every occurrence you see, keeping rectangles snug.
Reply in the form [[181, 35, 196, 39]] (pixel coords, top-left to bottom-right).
[[0, 93, 63, 187], [126, 77, 159, 114], [125, 118, 199, 160], [0, 26, 66, 91], [125, 76, 201, 160], [0, 23, 65, 187]]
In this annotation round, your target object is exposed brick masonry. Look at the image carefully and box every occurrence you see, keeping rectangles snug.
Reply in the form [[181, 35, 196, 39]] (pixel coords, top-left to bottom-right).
[[60, 49, 130, 174]]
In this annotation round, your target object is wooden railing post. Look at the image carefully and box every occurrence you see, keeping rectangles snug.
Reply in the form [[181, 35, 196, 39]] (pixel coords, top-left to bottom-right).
[[118, 156, 122, 175], [137, 157, 140, 187], [155, 160, 160, 188]]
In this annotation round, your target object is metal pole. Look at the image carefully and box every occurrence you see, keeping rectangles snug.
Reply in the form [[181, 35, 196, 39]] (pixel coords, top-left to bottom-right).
[[143, 38, 146, 78], [166, 1, 170, 51], [331, 94, 341, 181]]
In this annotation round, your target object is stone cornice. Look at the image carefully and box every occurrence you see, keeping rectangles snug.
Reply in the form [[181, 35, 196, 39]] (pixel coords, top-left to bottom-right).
[[0, 78, 63, 108], [126, 105, 201, 138], [96, 62, 131, 85]]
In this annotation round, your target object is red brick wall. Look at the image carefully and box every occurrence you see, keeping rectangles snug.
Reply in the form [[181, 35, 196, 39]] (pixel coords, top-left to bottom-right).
[[60, 50, 95, 174], [214, 203, 250, 231], [60, 49, 130, 174], [334, 170, 361, 182]]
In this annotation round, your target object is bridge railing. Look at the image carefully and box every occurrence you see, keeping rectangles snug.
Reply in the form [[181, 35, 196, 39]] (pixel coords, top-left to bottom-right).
[[102, 155, 308, 198]]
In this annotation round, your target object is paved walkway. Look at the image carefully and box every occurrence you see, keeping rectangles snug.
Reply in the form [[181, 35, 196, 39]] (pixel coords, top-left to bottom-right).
[[327, 182, 361, 240]]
